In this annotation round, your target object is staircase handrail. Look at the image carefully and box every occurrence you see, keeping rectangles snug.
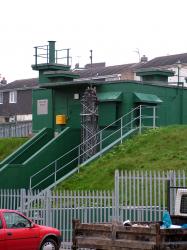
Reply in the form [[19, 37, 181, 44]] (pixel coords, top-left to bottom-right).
[[30, 105, 157, 189], [30, 106, 141, 178], [30, 116, 140, 189]]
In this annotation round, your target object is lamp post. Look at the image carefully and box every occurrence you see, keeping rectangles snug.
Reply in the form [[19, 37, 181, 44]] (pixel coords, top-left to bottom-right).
[[176, 60, 181, 87], [176, 60, 183, 124]]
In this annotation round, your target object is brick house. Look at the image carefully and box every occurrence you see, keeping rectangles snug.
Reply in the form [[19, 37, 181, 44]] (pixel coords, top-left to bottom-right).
[[1, 52, 187, 124], [135, 53, 187, 84], [73, 61, 143, 81], [0, 78, 38, 123]]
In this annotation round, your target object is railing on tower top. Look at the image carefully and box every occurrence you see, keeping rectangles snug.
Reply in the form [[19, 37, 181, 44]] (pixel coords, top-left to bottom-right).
[[34, 45, 71, 66], [29, 105, 157, 190]]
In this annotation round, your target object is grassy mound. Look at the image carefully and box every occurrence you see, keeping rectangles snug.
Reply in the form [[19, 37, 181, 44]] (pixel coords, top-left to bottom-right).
[[0, 137, 28, 161], [56, 125, 187, 190]]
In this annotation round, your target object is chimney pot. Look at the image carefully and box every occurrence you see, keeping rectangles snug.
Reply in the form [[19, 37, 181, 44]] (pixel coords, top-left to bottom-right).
[[141, 55, 148, 63]]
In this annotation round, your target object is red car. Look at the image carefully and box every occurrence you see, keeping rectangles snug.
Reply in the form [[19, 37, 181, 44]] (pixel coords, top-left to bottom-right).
[[0, 209, 62, 250]]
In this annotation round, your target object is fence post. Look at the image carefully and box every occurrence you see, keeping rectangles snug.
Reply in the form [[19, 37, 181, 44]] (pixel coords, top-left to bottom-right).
[[45, 189, 52, 226], [114, 170, 120, 221], [167, 180, 171, 214], [168, 171, 175, 215], [20, 189, 27, 213], [153, 106, 156, 128], [139, 105, 142, 134]]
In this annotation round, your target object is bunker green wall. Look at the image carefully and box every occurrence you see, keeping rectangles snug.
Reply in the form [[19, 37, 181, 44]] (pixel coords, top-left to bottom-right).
[[96, 81, 186, 126], [32, 80, 187, 134], [32, 88, 53, 133], [0, 128, 53, 167], [2, 78, 187, 189], [0, 127, 80, 189], [32, 85, 87, 133], [53, 87, 84, 132]]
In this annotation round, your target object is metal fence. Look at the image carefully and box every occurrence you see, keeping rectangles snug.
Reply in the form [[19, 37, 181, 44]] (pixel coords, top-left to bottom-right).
[[0, 189, 114, 249], [0, 121, 32, 138], [115, 170, 187, 222], [0, 170, 187, 249]]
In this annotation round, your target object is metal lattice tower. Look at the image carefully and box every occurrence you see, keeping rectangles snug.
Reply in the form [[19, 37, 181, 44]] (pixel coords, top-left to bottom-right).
[[80, 87, 99, 163]]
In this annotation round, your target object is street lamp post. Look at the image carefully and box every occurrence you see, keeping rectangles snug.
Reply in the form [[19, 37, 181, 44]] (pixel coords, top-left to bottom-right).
[[176, 60, 181, 87], [176, 60, 183, 124]]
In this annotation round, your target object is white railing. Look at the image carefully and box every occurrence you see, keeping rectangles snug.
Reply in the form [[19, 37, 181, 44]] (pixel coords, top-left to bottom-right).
[[0, 121, 32, 138], [29, 105, 157, 190]]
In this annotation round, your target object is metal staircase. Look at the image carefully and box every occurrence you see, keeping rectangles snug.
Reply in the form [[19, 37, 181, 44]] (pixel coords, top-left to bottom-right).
[[29, 105, 157, 190]]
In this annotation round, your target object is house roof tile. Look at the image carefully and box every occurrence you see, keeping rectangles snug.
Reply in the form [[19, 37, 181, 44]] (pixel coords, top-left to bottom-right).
[[139, 53, 187, 68], [0, 78, 38, 91], [73, 63, 140, 78]]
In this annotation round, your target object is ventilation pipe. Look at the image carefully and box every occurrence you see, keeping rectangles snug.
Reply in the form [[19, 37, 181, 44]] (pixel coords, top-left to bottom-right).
[[48, 41, 56, 64]]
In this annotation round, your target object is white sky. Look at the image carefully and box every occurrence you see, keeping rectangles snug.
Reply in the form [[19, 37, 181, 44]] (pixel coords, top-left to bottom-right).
[[1, 0, 187, 82]]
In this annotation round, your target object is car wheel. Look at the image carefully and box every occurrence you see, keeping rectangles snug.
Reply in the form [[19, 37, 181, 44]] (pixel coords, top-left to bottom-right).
[[40, 238, 58, 250]]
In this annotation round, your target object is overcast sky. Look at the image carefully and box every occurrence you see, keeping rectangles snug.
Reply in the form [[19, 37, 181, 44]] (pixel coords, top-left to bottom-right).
[[1, 0, 187, 82]]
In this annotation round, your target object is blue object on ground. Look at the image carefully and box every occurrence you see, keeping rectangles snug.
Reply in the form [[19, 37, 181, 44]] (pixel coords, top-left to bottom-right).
[[162, 210, 172, 228]]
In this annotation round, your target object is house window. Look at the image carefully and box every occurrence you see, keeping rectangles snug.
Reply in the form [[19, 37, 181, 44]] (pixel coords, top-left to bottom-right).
[[0, 93, 3, 104], [9, 91, 17, 103]]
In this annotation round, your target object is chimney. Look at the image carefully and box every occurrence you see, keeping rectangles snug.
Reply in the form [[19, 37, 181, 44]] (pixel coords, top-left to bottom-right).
[[75, 63, 80, 69], [48, 41, 56, 64], [140, 55, 148, 63], [84, 62, 106, 69], [1, 77, 7, 85]]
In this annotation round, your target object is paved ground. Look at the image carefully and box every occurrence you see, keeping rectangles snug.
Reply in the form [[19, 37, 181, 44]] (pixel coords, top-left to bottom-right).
[[60, 242, 71, 249]]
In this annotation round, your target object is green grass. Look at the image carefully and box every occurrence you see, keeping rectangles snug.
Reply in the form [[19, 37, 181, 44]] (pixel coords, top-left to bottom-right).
[[1, 126, 187, 191], [56, 125, 187, 191], [0, 137, 28, 161]]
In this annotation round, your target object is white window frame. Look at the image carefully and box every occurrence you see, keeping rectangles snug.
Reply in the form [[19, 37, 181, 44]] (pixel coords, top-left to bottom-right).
[[9, 91, 17, 103], [0, 92, 3, 104]]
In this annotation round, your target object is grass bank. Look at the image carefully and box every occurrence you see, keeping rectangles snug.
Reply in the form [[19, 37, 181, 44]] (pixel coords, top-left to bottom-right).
[[0, 137, 28, 161], [56, 125, 187, 190]]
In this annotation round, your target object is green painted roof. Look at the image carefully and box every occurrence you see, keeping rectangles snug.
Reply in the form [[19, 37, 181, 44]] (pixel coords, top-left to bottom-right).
[[97, 91, 122, 102], [134, 92, 163, 104]]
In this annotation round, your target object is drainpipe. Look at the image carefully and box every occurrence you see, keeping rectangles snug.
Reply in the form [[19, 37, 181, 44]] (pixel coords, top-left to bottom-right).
[[48, 41, 56, 64]]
